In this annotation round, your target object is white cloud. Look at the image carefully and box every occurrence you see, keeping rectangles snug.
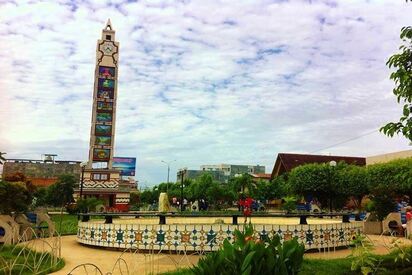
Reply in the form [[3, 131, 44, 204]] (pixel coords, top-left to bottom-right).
[[0, 0, 411, 184]]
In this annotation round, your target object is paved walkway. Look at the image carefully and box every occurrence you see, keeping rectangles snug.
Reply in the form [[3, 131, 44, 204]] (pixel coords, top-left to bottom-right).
[[26, 235, 412, 274]]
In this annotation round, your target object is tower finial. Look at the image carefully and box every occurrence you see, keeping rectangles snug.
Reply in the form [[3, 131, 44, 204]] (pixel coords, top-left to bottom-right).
[[105, 18, 112, 30]]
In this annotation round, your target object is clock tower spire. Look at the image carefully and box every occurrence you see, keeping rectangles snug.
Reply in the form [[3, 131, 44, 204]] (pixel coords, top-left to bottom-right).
[[74, 20, 132, 212], [88, 18, 119, 169]]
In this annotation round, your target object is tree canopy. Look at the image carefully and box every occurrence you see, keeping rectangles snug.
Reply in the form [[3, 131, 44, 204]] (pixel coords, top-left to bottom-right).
[[381, 26, 412, 141], [46, 174, 76, 207], [0, 180, 32, 214]]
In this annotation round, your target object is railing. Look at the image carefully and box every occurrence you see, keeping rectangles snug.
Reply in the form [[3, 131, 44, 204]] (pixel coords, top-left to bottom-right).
[[78, 211, 355, 225]]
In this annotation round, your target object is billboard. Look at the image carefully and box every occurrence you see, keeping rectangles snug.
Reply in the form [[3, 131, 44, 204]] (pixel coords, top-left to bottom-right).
[[113, 157, 136, 176]]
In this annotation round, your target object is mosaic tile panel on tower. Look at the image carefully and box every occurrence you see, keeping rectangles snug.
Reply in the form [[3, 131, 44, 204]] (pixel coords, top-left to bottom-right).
[[77, 221, 363, 251]]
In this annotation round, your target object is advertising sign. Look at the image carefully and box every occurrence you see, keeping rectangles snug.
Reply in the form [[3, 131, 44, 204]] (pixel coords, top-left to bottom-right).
[[93, 149, 110, 161], [113, 157, 136, 176], [95, 125, 111, 135]]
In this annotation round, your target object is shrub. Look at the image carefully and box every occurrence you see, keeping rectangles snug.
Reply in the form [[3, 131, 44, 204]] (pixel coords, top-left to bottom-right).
[[282, 196, 297, 213], [76, 197, 104, 213], [349, 234, 381, 275], [369, 185, 396, 221], [191, 224, 304, 275]]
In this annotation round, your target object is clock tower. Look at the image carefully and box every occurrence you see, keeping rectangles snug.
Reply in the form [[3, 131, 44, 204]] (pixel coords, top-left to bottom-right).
[[74, 19, 131, 211]]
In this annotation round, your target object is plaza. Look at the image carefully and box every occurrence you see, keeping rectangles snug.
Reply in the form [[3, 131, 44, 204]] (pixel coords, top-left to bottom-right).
[[1, 1, 412, 274]]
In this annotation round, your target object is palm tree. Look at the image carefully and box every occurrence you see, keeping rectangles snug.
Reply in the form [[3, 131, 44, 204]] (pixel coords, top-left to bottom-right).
[[231, 174, 256, 196]]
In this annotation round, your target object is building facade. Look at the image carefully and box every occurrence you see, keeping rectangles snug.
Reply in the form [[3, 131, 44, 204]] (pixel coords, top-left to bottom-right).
[[200, 164, 265, 177], [73, 20, 133, 211], [271, 153, 366, 179], [177, 164, 266, 183], [2, 158, 80, 187], [366, 150, 412, 165]]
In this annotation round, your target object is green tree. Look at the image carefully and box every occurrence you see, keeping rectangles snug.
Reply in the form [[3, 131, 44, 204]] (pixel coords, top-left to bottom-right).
[[335, 165, 369, 212], [129, 191, 140, 205], [33, 187, 48, 207], [369, 185, 397, 221], [256, 176, 287, 201], [188, 173, 214, 201], [229, 174, 256, 197], [0, 180, 32, 214], [366, 158, 411, 194], [366, 158, 412, 219], [185, 174, 234, 208], [76, 197, 104, 212], [288, 162, 347, 211], [140, 189, 156, 204], [381, 26, 412, 141], [46, 174, 76, 207]]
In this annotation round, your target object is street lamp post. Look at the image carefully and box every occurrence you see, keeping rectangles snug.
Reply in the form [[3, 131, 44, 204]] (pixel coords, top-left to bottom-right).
[[79, 162, 88, 200], [161, 160, 176, 194], [329, 160, 337, 212]]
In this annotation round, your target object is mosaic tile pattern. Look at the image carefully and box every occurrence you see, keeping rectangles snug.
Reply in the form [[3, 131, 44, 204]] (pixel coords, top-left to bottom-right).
[[77, 221, 363, 252]]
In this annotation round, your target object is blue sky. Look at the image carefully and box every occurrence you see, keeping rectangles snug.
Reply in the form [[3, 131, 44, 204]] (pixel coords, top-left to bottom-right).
[[0, 0, 411, 186]]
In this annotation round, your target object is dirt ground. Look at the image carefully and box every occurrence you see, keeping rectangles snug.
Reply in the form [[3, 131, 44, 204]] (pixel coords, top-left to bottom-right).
[[24, 234, 412, 274]]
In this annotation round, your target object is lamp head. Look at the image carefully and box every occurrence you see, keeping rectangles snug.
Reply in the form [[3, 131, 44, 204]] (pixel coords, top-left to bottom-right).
[[329, 160, 337, 167]]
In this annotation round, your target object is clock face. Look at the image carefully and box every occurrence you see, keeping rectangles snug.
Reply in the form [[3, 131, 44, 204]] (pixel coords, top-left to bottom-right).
[[102, 43, 114, 55]]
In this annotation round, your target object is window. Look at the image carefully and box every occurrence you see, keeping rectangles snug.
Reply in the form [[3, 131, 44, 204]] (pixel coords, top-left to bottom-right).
[[106, 35, 111, 40], [91, 173, 109, 181]]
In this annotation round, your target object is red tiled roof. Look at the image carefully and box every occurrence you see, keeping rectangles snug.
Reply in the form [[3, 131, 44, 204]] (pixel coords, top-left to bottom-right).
[[251, 173, 272, 179], [271, 153, 366, 179]]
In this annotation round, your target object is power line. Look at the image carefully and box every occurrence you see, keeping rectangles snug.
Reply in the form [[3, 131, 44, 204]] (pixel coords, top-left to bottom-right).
[[309, 129, 379, 154]]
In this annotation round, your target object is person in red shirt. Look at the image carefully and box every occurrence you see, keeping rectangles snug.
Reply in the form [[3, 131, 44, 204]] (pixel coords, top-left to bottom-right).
[[239, 195, 254, 223], [406, 206, 412, 221]]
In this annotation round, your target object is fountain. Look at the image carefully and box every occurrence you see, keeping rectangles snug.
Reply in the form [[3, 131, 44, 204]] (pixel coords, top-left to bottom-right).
[[77, 211, 362, 252]]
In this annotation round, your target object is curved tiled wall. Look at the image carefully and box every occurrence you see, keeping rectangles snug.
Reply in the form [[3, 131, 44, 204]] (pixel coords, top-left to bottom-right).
[[77, 221, 363, 252]]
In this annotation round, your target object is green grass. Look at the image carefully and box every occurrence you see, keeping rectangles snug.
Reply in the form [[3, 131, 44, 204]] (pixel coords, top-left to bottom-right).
[[162, 269, 193, 275], [0, 245, 64, 275], [50, 214, 79, 235], [299, 258, 355, 275], [162, 249, 412, 275]]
